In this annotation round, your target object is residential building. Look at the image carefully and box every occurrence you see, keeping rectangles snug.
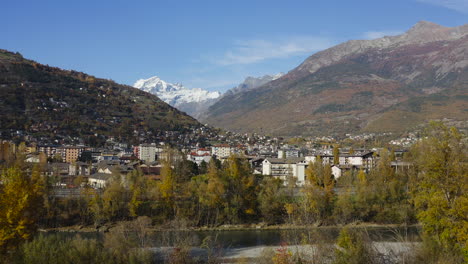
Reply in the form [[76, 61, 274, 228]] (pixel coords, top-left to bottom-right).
[[212, 144, 231, 158], [187, 148, 212, 165], [262, 157, 307, 186], [37, 145, 59, 158], [57, 146, 86, 163], [337, 151, 375, 169], [88, 173, 112, 189], [277, 149, 300, 159], [138, 143, 162, 163]]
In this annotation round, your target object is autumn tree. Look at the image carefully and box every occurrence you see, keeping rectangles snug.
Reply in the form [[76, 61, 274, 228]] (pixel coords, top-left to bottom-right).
[[0, 165, 45, 251], [409, 122, 468, 259], [333, 145, 340, 165], [301, 157, 335, 224], [158, 161, 177, 217], [222, 155, 258, 224], [204, 160, 226, 225], [127, 170, 149, 217], [351, 149, 412, 223]]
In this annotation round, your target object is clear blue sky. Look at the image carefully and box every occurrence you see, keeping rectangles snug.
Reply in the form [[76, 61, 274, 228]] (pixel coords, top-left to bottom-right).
[[2, 0, 467, 92]]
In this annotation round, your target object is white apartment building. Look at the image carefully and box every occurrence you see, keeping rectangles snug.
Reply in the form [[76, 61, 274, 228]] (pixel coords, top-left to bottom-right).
[[212, 144, 232, 158], [138, 143, 163, 163], [262, 157, 307, 186]]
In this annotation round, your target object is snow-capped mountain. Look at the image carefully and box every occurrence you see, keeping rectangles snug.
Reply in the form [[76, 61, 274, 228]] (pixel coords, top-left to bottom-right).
[[133, 76, 221, 118], [134, 76, 220, 105]]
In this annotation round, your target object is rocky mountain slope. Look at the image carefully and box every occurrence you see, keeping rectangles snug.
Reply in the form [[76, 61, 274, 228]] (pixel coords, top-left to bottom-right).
[[134, 76, 220, 119], [222, 73, 284, 97], [0, 50, 200, 144], [204, 21, 468, 136]]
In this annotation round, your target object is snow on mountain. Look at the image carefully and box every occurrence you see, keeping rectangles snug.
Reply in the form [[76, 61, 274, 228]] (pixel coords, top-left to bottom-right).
[[134, 74, 284, 119], [133, 76, 220, 106]]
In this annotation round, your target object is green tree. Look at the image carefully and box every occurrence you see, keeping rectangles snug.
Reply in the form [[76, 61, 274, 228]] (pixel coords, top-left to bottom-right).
[[353, 150, 412, 224], [258, 177, 286, 224], [198, 160, 208, 174], [102, 175, 129, 221], [222, 155, 257, 224]]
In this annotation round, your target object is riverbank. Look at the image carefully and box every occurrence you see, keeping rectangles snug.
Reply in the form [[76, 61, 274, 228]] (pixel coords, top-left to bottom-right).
[[149, 242, 419, 263], [41, 222, 421, 233]]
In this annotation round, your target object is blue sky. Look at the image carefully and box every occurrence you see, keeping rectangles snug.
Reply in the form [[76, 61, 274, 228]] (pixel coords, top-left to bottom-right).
[[2, 0, 467, 92]]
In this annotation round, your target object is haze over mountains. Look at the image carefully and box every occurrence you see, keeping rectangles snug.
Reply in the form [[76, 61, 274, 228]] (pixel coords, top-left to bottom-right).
[[221, 73, 284, 97], [203, 21, 468, 136]]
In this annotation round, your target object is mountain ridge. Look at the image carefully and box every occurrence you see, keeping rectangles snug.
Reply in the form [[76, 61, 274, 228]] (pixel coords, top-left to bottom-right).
[[204, 21, 468, 136], [0, 49, 200, 145]]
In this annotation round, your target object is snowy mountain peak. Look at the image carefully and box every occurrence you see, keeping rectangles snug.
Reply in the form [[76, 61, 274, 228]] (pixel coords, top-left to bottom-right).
[[133, 76, 221, 118], [134, 76, 185, 94]]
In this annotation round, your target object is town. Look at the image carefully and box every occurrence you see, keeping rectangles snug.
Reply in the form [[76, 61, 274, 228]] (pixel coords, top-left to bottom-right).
[[0, 127, 413, 193]]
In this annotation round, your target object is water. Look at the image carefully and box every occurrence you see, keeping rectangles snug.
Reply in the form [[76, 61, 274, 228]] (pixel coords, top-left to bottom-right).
[[43, 225, 420, 248], [150, 226, 421, 248]]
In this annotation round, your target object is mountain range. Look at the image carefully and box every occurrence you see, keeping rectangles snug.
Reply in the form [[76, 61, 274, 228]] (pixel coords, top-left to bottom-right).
[[203, 21, 468, 136], [221, 73, 284, 97], [0, 50, 200, 144], [133, 76, 220, 119], [133, 74, 284, 119]]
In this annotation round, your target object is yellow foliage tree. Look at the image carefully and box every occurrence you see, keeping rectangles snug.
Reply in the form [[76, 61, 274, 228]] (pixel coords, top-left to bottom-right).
[[0, 165, 44, 251], [410, 122, 468, 259], [302, 157, 335, 224], [158, 161, 177, 216]]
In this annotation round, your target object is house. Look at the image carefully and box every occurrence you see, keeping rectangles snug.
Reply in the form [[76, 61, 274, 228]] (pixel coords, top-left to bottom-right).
[[97, 161, 134, 175], [97, 151, 120, 162], [119, 154, 139, 164], [139, 164, 162, 181], [46, 162, 70, 177], [338, 151, 375, 169], [331, 165, 342, 179], [25, 153, 41, 163], [88, 173, 112, 188], [262, 157, 307, 186], [250, 157, 265, 173], [69, 161, 91, 176], [187, 149, 212, 165]]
